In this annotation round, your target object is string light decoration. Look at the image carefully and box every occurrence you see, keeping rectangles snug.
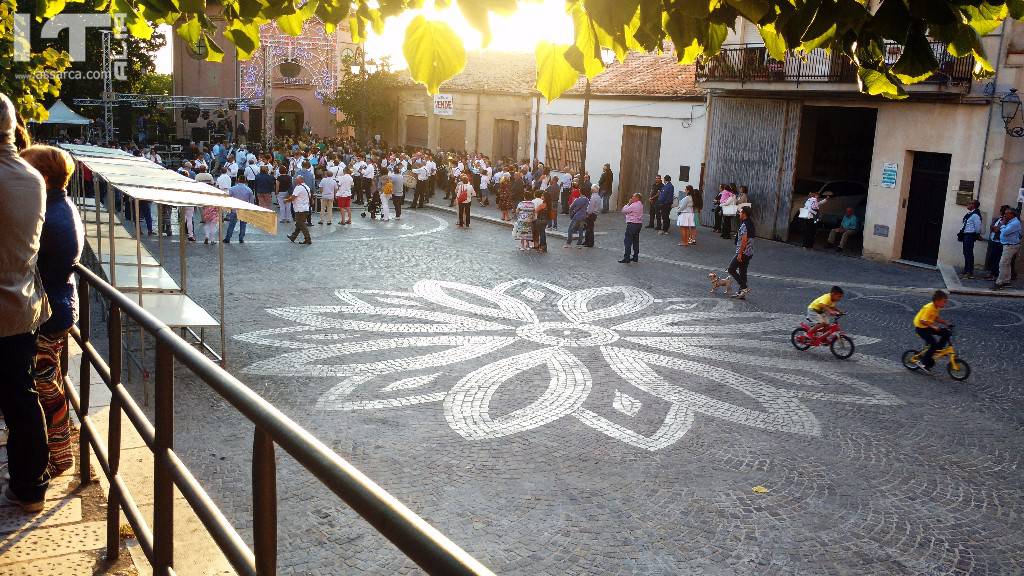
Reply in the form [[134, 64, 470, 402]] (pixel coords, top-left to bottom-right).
[[240, 16, 351, 141]]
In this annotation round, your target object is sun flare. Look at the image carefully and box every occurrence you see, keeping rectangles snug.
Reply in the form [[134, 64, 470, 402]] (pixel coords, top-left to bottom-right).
[[363, 0, 573, 70]]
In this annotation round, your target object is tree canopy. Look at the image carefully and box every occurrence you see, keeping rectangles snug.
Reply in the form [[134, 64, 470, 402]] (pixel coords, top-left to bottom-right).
[[10, 0, 1024, 119]]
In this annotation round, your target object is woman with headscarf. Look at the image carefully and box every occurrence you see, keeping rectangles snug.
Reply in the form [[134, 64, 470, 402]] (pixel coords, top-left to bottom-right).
[[19, 144, 85, 477]]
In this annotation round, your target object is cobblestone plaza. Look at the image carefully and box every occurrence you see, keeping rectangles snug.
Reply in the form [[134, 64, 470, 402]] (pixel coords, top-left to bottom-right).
[[145, 206, 1023, 575]]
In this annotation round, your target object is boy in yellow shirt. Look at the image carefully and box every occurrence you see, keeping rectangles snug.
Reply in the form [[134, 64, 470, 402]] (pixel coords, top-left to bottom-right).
[[913, 290, 950, 372], [806, 286, 844, 338]]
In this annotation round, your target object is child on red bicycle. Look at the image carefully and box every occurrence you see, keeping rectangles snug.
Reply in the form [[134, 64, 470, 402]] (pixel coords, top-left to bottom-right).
[[913, 290, 951, 372], [806, 286, 844, 339]]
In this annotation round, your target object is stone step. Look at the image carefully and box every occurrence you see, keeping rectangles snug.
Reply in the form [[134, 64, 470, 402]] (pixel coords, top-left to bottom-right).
[[0, 552, 102, 575], [0, 497, 82, 533], [0, 520, 105, 565]]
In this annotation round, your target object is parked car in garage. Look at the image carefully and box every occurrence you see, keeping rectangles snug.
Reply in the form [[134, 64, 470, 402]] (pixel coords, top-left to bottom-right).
[[790, 179, 868, 231]]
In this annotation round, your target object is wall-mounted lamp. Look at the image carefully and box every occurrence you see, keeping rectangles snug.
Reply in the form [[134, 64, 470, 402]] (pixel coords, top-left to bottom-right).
[[1000, 88, 1023, 137]]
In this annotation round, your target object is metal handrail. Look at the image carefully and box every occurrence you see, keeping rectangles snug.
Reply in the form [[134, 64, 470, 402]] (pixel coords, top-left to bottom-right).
[[67, 262, 494, 576], [696, 41, 974, 86]]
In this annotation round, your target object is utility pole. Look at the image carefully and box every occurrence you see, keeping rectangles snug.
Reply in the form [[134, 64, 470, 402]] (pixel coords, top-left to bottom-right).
[[580, 77, 590, 176], [359, 46, 368, 144]]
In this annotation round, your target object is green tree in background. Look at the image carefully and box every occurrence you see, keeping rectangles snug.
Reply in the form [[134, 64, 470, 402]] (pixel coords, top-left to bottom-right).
[[134, 72, 172, 96], [24, 0, 167, 102], [328, 56, 400, 139], [0, 0, 69, 121]]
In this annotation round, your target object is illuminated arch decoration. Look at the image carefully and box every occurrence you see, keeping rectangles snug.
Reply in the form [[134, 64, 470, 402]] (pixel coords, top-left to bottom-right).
[[240, 17, 342, 141]]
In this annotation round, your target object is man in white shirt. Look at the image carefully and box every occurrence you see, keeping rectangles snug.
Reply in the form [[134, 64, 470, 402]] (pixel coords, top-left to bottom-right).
[[225, 155, 239, 184], [285, 175, 312, 244], [351, 157, 367, 204], [318, 171, 339, 225], [425, 155, 437, 200], [410, 162, 429, 208], [243, 157, 258, 188], [478, 168, 490, 206], [326, 155, 344, 177], [336, 168, 354, 225], [215, 167, 232, 191], [359, 160, 375, 205]]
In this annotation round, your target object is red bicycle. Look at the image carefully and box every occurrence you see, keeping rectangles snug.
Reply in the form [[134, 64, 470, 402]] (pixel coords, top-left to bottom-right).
[[790, 313, 855, 359]]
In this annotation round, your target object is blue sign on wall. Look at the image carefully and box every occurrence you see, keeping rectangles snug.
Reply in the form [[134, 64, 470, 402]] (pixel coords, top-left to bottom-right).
[[881, 162, 898, 189]]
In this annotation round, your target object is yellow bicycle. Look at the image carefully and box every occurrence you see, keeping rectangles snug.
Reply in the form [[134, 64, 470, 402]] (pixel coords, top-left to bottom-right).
[[901, 326, 971, 381]]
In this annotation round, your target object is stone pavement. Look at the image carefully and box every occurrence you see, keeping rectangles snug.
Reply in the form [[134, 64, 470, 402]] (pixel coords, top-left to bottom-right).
[[120, 198, 1024, 575], [0, 341, 138, 575]]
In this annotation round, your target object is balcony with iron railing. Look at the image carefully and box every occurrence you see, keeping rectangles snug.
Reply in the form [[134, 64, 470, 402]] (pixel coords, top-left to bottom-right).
[[696, 41, 974, 92]]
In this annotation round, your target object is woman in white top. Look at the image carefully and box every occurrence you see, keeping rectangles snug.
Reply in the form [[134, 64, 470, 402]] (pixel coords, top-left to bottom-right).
[[455, 174, 475, 228], [676, 185, 696, 246], [801, 190, 828, 249]]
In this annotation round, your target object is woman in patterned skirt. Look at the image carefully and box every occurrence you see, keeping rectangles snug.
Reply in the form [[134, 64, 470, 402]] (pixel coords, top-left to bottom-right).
[[499, 171, 517, 221], [20, 144, 84, 477], [512, 196, 536, 251]]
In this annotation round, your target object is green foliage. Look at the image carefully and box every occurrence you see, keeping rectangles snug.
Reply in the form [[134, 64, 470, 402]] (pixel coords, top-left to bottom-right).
[[6, 0, 1024, 110], [326, 56, 400, 135], [535, 41, 580, 103], [134, 72, 172, 95], [402, 15, 465, 94], [0, 0, 70, 121]]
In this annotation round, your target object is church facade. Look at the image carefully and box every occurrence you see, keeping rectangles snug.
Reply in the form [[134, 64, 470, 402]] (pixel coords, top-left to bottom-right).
[[172, 16, 355, 144]]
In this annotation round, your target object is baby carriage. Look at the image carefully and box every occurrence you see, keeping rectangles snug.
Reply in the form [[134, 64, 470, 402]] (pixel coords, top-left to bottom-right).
[[362, 190, 382, 219]]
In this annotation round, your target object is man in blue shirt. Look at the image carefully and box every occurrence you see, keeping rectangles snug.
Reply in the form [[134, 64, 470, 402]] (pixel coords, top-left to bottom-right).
[[828, 207, 861, 253], [657, 175, 675, 235], [224, 181, 254, 244], [994, 207, 1021, 289], [958, 200, 982, 279]]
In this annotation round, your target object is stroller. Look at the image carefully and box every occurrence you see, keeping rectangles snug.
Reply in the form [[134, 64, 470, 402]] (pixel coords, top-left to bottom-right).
[[362, 189, 382, 219]]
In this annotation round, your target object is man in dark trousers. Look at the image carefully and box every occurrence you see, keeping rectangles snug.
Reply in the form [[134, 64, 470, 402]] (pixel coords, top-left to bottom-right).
[[598, 163, 613, 213]]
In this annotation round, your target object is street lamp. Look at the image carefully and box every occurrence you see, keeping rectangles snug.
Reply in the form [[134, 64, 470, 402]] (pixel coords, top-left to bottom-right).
[[1001, 88, 1023, 137], [580, 49, 617, 177]]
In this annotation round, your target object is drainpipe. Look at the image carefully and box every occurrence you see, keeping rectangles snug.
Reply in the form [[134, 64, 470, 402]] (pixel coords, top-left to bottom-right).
[[533, 94, 541, 163], [977, 21, 1008, 205], [475, 93, 481, 154]]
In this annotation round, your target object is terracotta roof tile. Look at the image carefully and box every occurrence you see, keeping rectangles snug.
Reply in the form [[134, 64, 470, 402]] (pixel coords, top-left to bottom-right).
[[396, 49, 702, 98], [397, 52, 537, 95], [569, 51, 701, 97]]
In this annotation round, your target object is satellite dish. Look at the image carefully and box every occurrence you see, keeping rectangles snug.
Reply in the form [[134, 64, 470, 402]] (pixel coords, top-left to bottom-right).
[[279, 61, 302, 78]]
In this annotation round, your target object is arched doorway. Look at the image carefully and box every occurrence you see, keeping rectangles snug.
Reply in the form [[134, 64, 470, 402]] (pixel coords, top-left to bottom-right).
[[274, 99, 303, 137]]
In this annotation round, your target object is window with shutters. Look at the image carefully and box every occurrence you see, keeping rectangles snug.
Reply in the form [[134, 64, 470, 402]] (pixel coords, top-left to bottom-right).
[[544, 124, 584, 175]]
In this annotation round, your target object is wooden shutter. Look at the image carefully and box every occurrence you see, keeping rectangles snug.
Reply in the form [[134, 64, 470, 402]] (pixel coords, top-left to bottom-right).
[[406, 115, 427, 148], [493, 119, 519, 160], [617, 126, 662, 209], [545, 125, 584, 175], [439, 118, 467, 152]]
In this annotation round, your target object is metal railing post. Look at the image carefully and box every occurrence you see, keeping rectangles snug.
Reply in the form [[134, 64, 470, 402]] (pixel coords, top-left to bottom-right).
[[154, 338, 174, 574], [79, 280, 92, 485], [253, 427, 277, 575], [106, 305, 123, 560]]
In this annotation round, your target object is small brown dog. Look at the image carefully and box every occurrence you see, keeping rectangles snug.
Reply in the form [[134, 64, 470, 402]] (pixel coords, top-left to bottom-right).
[[708, 272, 732, 294]]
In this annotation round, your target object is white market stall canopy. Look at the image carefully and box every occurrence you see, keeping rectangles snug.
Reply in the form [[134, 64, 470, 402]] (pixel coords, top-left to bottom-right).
[[61, 144, 277, 234], [31, 101, 92, 125]]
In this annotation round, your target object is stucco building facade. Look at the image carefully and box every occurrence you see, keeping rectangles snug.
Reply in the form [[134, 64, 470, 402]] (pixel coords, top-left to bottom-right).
[[697, 18, 1024, 270], [172, 16, 355, 144]]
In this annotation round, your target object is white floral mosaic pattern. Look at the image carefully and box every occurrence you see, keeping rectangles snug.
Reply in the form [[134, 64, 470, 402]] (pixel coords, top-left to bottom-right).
[[236, 279, 903, 451]]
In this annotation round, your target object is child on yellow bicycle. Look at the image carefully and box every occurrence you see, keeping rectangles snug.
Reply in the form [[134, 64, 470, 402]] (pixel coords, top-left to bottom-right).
[[913, 290, 951, 372], [807, 286, 844, 338]]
